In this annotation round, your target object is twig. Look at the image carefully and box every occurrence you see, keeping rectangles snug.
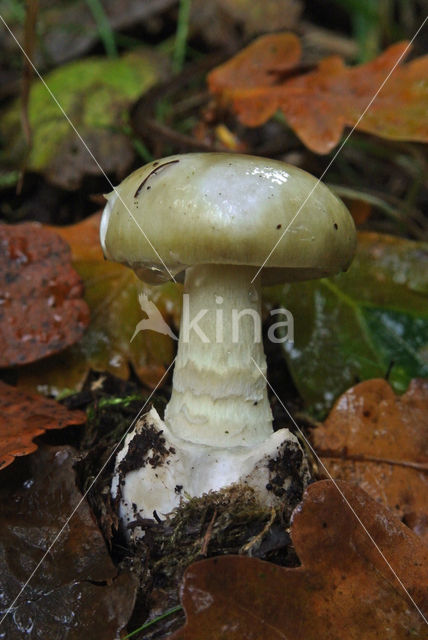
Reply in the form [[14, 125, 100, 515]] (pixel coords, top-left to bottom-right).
[[240, 507, 276, 556], [200, 508, 217, 556]]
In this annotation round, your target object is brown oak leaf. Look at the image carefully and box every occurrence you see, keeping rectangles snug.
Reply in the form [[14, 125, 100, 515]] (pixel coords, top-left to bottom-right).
[[313, 378, 428, 542], [208, 34, 428, 153], [0, 380, 85, 470], [171, 480, 428, 639]]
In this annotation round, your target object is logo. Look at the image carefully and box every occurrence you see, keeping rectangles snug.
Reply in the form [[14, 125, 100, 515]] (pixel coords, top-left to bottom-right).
[[131, 293, 178, 342], [131, 293, 294, 344]]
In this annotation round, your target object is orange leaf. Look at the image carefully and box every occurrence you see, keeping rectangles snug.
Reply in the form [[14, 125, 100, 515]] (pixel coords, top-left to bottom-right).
[[313, 378, 428, 543], [50, 210, 104, 263], [210, 32, 301, 91], [171, 481, 428, 639], [208, 34, 428, 153], [0, 381, 85, 470]]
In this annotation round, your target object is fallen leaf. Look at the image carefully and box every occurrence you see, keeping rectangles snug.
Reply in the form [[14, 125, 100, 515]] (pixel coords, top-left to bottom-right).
[[171, 480, 428, 639], [208, 34, 428, 153], [0, 380, 86, 470], [313, 378, 428, 542], [190, 0, 301, 48], [0, 49, 169, 189], [0, 222, 90, 367], [17, 213, 180, 395], [266, 232, 428, 415], [0, 445, 138, 638], [209, 32, 302, 91]]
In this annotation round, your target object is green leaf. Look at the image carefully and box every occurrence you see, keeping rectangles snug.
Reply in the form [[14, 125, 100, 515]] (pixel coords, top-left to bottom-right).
[[0, 49, 168, 189], [265, 232, 428, 416]]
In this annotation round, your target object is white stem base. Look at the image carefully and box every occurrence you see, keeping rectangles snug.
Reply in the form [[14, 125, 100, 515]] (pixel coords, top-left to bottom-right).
[[112, 408, 309, 540]]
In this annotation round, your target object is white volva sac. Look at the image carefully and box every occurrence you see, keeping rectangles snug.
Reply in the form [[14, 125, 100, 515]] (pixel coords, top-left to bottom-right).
[[111, 406, 304, 537], [102, 153, 356, 539]]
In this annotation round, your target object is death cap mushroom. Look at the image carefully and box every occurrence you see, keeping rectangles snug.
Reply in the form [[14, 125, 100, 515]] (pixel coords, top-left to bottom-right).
[[103, 153, 356, 536]]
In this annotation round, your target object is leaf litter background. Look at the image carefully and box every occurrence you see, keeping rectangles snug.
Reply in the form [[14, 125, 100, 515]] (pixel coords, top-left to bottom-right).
[[0, 380, 85, 470], [0, 1, 428, 639]]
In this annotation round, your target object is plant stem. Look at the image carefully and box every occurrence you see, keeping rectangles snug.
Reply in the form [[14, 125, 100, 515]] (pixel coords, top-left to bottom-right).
[[172, 0, 191, 73], [86, 0, 117, 58], [122, 605, 182, 639]]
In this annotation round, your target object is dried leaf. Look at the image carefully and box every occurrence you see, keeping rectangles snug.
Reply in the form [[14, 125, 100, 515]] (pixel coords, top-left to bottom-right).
[[313, 378, 428, 542], [17, 213, 180, 395], [208, 34, 428, 153], [171, 480, 428, 639], [265, 232, 428, 415], [0, 380, 85, 470], [0, 223, 90, 367], [0, 445, 138, 638]]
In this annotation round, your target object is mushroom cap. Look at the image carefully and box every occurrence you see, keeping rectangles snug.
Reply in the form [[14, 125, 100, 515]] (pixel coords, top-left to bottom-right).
[[100, 153, 356, 284]]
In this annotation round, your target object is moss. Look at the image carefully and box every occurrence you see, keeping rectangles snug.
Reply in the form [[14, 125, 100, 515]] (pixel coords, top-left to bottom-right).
[[137, 484, 300, 593]]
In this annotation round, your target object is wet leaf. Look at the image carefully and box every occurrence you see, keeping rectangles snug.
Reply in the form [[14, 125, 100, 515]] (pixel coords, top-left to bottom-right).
[[208, 34, 428, 153], [0, 445, 138, 638], [171, 480, 428, 640], [0, 50, 168, 189], [266, 232, 428, 415], [0, 223, 90, 367], [0, 380, 86, 470], [313, 378, 428, 543], [17, 213, 180, 395]]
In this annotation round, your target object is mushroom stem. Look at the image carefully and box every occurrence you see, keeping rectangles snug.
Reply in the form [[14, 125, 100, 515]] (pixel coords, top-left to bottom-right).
[[165, 264, 273, 447]]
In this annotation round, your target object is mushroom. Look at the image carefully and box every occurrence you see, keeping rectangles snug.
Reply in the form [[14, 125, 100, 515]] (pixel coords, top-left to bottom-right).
[[101, 153, 356, 538]]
